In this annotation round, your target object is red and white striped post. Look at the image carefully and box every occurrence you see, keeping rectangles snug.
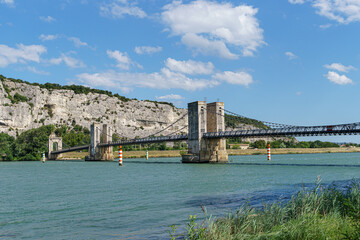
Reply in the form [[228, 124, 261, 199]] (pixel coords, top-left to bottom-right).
[[119, 145, 123, 166], [267, 143, 271, 161]]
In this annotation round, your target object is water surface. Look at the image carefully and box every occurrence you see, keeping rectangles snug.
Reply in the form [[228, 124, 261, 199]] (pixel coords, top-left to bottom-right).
[[1, 152, 360, 239]]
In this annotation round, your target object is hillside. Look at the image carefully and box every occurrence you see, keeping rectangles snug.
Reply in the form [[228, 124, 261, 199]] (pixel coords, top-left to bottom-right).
[[0, 75, 187, 138], [0, 75, 274, 141]]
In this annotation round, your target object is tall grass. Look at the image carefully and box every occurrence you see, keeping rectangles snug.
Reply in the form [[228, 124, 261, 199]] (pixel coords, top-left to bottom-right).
[[176, 179, 360, 239]]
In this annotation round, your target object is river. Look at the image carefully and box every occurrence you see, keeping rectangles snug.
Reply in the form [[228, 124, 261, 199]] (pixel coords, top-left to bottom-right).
[[1, 152, 360, 239]]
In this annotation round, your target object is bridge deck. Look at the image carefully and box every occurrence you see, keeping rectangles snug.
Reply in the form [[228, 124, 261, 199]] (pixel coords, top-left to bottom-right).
[[52, 123, 360, 154], [203, 123, 360, 138]]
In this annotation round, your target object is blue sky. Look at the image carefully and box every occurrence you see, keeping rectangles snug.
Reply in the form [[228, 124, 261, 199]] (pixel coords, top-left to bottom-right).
[[1, 0, 360, 142]]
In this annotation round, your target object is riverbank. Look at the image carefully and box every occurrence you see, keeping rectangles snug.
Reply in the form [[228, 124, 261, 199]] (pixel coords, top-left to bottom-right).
[[176, 180, 360, 239], [59, 147, 360, 160]]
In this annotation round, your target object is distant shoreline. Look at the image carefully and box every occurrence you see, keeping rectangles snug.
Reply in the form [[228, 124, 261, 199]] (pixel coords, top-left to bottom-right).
[[58, 147, 360, 160]]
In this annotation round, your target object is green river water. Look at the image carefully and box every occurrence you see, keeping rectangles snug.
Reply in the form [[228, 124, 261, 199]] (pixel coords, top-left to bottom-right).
[[1, 153, 360, 239]]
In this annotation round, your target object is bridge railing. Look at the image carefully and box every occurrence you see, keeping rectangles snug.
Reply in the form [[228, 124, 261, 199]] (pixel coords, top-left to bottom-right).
[[98, 134, 189, 147], [203, 122, 360, 138], [51, 144, 90, 154]]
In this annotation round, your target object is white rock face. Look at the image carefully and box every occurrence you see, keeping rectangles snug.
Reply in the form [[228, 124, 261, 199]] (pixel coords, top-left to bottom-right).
[[0, 79, 188, 138]]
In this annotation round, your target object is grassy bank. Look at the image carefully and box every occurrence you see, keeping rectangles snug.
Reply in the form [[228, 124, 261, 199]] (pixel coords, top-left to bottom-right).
[[172, 180, 360, 240], [59, 147, 360, 160]]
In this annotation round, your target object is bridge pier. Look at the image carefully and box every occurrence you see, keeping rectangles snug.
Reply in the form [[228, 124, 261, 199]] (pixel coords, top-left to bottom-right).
[[182, 101, 228, 163], [48, 133, 63, 160], [86, 123, 114, 161]]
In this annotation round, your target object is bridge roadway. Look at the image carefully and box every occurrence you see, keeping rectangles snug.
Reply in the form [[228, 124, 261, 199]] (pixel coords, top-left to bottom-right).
[[52, 122, 360, 155]]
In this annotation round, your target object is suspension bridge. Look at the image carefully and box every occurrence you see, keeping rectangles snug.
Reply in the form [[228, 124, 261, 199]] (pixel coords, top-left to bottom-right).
[[48, 101, 360, 163]]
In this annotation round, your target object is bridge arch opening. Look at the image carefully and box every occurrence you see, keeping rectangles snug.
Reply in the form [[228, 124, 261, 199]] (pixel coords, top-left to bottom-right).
[[53, 142, 58, 152]]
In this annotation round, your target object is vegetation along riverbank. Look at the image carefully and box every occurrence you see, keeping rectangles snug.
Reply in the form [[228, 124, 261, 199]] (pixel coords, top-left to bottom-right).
[[170, 179, 360, 239]]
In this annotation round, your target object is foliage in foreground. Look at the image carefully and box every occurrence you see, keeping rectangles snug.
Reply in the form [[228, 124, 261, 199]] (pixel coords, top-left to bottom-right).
[[174, 179, 360, 240]]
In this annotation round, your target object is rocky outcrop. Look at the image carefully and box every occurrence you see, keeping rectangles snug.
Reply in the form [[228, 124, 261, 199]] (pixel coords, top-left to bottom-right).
[[0, 78, 187, 138]]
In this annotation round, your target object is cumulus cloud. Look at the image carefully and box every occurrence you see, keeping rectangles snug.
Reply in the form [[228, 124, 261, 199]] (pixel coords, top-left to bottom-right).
[[325, 71, 353, 85], [156, 94, 184, 100], [49, 53, 86, 68], [181, 33, 238, 59], [313, 0, 360, 24], [68, 37, 88, 48], [285, 51, 297, 60], [1, 0, 14, 7], [290, 0, 360, 24], [161, 0, 264, 59], [134, 46, 162, 55], [213, 71, 254, 86], [107, 50, 134, 70], [0, 44, 47, 67], [76, 68, 219, 93], [39, 34, 59, 41], [324, 63, 357, 72], [165, 58, 214, 75], [100, 0, 146, 18], [40, 16, 56, 23]]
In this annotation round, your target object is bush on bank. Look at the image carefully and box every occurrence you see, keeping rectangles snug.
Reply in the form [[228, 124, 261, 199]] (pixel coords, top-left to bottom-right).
[[174, 180, 360, 240]]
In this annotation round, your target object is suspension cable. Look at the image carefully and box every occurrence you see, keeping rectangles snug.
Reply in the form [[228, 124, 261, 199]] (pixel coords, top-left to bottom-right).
[[223, 109, 298, 129]]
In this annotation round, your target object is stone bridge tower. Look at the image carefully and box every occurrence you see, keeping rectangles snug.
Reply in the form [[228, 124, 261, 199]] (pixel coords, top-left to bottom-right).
[[48, 133, 63, 160], [182, 101, 228, 163], [86, 123, 114, 161]]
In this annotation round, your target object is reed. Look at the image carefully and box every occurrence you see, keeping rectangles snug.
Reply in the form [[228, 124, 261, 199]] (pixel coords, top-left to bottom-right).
[[177, 179, 360, 239]]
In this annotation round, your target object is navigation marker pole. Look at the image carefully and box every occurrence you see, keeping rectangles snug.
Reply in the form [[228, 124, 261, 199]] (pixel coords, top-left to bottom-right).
[[146, 150, 149, 160], [267, 144, 271, 161], [42, 152, 45, 163], [119, 146, 123, 166]]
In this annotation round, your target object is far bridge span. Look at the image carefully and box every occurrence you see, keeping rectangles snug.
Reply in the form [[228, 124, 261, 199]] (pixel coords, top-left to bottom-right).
[[49, 101, 360, 163]]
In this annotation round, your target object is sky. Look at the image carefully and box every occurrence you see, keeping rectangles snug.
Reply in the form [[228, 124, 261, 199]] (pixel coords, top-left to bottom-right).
[[1, 0, 360, 142]]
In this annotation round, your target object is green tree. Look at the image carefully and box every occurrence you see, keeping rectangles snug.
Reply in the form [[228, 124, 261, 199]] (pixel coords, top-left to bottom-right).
[[15, 125, 55, 160], [0, 133, 15, 160], [252, 140, 266, 149]]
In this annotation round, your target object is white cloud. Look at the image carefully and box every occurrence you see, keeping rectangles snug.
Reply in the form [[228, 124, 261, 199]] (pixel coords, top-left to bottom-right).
[[156, 94, 184, 100], [162, 0, 264, 59], [27, 66, 50, 75], [76, 68, 219, 93], [291, 0, 360, 24], [39, 34, 59, 41], [181, 33, 238, 59], [165, 58, 214, 75], [100, 0, 146, 18], [68, 37, 88, 48], [1, 0, 14, 7], [134, 46, 162, 55], [313, 0, 360, 24], [213, 71, 253, 86], [0, 44, 47, 67], [49, 53, 86, 68], [325, 71, 353, 85], [319, 23, 332, 29], [324, 63, 356, 72], [289, 0, 306, 4], [285, 51, 297, 60], [40, 16, 56, 23], [107, 50, 133, 70]]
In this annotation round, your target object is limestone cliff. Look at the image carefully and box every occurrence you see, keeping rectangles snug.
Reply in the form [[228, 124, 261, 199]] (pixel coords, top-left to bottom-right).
[[0, 77, 187, 138]]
